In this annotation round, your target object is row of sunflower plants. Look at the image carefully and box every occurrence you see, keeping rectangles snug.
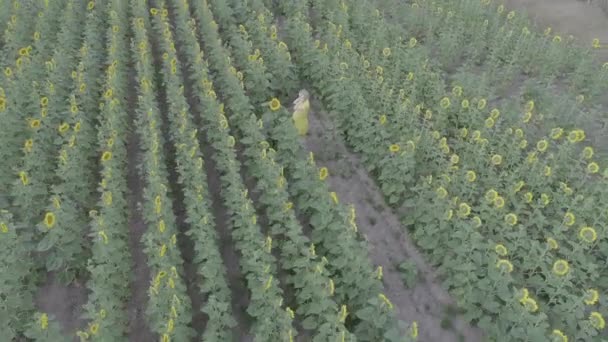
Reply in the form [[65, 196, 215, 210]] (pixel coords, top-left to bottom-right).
[[0, 0, 65, 203], [147, 5, 237, 341], [0, 1, 71, 338], [171, 1, 295, 340], [131, 1, 194, 340], [78, 0, 133, 340], [225, 0, 298, 103], [180, 0, 355, 338], [0, 0, 10, 49], [211, 2, 413, 340], [11, 0, 85, 273], [0, 208, 37, 339], [279, 2, 549, 340], [35, 0, 106, 283]]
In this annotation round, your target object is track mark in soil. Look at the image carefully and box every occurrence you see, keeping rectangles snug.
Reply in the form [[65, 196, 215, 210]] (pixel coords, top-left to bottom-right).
[[304, 100, 484, 342], [125, 54, 156, 342], [35, 272, 87, 337]]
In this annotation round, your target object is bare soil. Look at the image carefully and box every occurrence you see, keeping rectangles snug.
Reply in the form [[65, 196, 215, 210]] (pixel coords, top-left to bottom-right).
[[35, 272, 87, 337], [125, 51, 157, 341], [504, 0, 608, 62]]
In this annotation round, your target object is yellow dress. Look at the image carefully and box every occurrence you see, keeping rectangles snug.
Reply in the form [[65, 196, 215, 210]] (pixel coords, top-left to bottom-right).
[[292, 97, 310, 136]]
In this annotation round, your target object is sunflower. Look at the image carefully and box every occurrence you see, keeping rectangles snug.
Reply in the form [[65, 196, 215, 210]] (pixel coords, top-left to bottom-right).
[[436, 187, 448, 199], [19, 171, 28, 185], [582, 146, 594, 160], [472, 216, 482, 228], [494, 244, 508, 256], [491, 154, 503, 165], [518, 139, 528, 149], [450, 154, 459, 164], [89, 323, 99, 335], [485, 189, 498, 202], [440, 97, 450, 109], [494, 196, 505, 209], [458, 203, 471, 217], [547, 237, 559, 250], [101, 151, 112, 162], [44, 212, 56, 229], [452, 86, 463, 97], [504, 213, 517, 226], [551, 128, 564, 140], [478, 99, 487, 110], [593, 38, 601, 49], [523, 100, 534, 113], [319, 167, 329, 181], [40, 313, 48, 330], [389, 144, 400, 153], [330, 192, 339, 204], [382, 47, 391, 57], [496, 259, 513, 273], [550, 329, 568, 342], [460, 127, 469, 138], [587, 162, 600, 174], [579, 226, 597, 243], [409, 37, 418, 48], [30, 119, 41, 129], [583, 289, 599, 305], [563, 212, 575, 226], [589, 312, 605, 330], [522, 297, 538, 312], [541, 193, 551, 206], [514, 181, 525, 193], [485, 117, 495, 128], [461, 99, 469, 109], [552, 259, 569, 276], [269, 98, 281, 111], [536, 140, 548, 152], [24, 139, 33, 153], [58, 123, 70, 134], [465, 170, 476, 182]]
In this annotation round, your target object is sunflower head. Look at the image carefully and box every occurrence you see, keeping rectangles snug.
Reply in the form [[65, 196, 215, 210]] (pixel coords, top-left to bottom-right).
[[552, 259, 569, 276], [269, 98, 281, 111], [583, 289, 599, 305]]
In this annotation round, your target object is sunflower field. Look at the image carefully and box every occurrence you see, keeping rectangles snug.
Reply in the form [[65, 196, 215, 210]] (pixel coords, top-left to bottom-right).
[[1, 0, 607, 341]]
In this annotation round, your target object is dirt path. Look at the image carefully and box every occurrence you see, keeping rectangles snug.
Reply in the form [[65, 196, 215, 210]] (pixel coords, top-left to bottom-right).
[[303, 102, 484, 342], [504, 0, 608, 62], [125, 56, 157, 341], [35, 272, 87, 338]]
